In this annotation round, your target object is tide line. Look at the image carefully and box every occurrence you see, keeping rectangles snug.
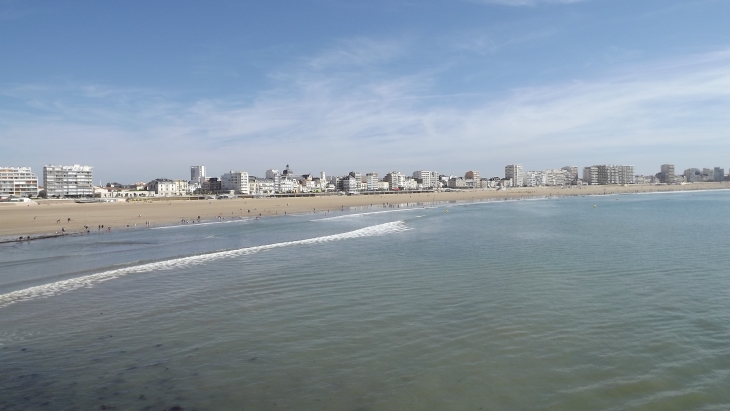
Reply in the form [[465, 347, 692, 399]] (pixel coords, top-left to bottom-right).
[[312, 207, 422, 222], [0, 221, 410, 308], [150, 218, 252, 230]]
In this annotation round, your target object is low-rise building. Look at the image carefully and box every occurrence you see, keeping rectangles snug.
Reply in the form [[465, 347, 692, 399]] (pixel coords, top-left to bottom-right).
[[148, 178, 187, 196], [448, 177, 466, 188]]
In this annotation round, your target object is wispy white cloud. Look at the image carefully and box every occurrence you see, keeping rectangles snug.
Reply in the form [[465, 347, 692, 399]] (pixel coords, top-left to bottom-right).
[[2, 40, 730, 180], [467, 0, 585, 7]]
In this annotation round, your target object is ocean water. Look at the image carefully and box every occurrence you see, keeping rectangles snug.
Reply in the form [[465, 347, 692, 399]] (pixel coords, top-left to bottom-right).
[[1, 191, 730, 410]]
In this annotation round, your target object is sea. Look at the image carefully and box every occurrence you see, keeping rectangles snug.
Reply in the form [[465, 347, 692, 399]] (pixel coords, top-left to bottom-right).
[[1, 190, 730, 410]]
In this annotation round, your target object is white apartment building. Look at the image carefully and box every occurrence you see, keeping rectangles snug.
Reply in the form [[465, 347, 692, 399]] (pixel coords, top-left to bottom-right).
[[174, 180, 189, 195], [583, 166, 598, 185], [43, 164, 94, 197], [366, 172, 379, 191], [412, 170, 432, 188], [505, 164, 524, 187], [465, 171, 481, 188], [221, 171, 250, 195], [251, 178, 275, 195], [523, 171, 538, 187], [378, 181, 390, 191], [348, 171, 362, 185], [583, 165, 634, 185], [278, 178, 298, 193], [448, 177, 466, 188], [714, 167, 725, 182], [384, 171, 405, 190], [431, 171, 440, 188], [618, 165, 634, 184], [341, 176, 359, 193], [660, 164, 676, 184], [0, 167, 39, 197], [545, 169, 567, 186], [403, 178, 418, 190], [190, 166, 206, 185], [561, 166, 579, 185], [684, 168, 700, 183], [597, 165, 619, 185]]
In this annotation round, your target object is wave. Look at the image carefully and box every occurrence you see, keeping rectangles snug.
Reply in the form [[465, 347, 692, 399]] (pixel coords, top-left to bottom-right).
[[150, 218, 252, 230], [0, 221, 410, 308], [313, 208, 422, 221]]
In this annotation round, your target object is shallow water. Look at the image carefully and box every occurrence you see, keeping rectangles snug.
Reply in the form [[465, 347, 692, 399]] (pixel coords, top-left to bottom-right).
[[2, 191, 730, 410]]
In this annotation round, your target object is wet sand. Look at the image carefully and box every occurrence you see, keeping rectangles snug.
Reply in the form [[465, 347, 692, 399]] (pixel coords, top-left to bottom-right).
[[1, 182, 729, 240]]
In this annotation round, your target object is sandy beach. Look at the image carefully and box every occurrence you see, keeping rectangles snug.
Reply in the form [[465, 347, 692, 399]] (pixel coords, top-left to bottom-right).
[[1, 182, 728, 241]]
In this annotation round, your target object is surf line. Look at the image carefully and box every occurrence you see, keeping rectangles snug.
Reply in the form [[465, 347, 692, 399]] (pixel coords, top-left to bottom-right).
[[313, 207, 420, 222], [0, 221, 410, 308]]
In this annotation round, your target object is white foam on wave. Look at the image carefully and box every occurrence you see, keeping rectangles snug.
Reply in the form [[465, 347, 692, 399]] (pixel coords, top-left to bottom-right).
[[150, 218, 252, 230], [313, 208, 421, 221], [0, 221, 410, 308]]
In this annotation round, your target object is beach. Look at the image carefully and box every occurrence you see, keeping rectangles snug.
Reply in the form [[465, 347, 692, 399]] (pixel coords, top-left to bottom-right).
[[2, 182, 729, 240]]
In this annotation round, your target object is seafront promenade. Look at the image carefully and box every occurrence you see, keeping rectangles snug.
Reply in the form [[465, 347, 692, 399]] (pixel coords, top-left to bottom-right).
[[1, 182, 729, 240]]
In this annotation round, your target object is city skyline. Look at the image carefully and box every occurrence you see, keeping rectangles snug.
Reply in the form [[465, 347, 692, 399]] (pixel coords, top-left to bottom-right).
[[2, 1, 730, 181]]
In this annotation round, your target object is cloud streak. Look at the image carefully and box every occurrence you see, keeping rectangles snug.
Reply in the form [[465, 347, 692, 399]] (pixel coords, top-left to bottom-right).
[[2, 40, 730, 180], [467, 0, 585, 7]]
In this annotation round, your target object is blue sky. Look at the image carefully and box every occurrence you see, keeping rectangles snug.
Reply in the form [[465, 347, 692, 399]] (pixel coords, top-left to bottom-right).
[[2, 0, 730, 182]]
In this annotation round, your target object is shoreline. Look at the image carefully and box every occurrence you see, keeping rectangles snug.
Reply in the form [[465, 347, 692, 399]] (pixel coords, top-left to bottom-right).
[[2, 182, 729, 242]]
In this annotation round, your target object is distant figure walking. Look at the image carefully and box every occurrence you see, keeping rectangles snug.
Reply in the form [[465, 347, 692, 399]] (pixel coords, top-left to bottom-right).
[[57, 219, 60, 224]]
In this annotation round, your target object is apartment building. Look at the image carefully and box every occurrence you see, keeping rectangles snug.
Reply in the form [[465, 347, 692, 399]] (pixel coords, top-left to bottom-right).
[[545, 169, 566, 186], [714, 167, 725, 182], [448, 177, 466, 188], [43, 164, 94, 197], [412, 170, 432, 188], [583, 166, 598, 185], [0, 167, 39, 197], [505, 164, 524, 187], [659, 164, 676, 184], [366, 172, 379, 191], [465, 171, 481, 188], [190, 165, 206, 185], [384, 171, 405, 190], [341, 175, 359, 192], [221, 171, 250, 195]]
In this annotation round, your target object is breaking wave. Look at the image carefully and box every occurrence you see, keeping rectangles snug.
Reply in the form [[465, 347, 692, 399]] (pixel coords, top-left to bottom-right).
[[0, 221, 410, 308]]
